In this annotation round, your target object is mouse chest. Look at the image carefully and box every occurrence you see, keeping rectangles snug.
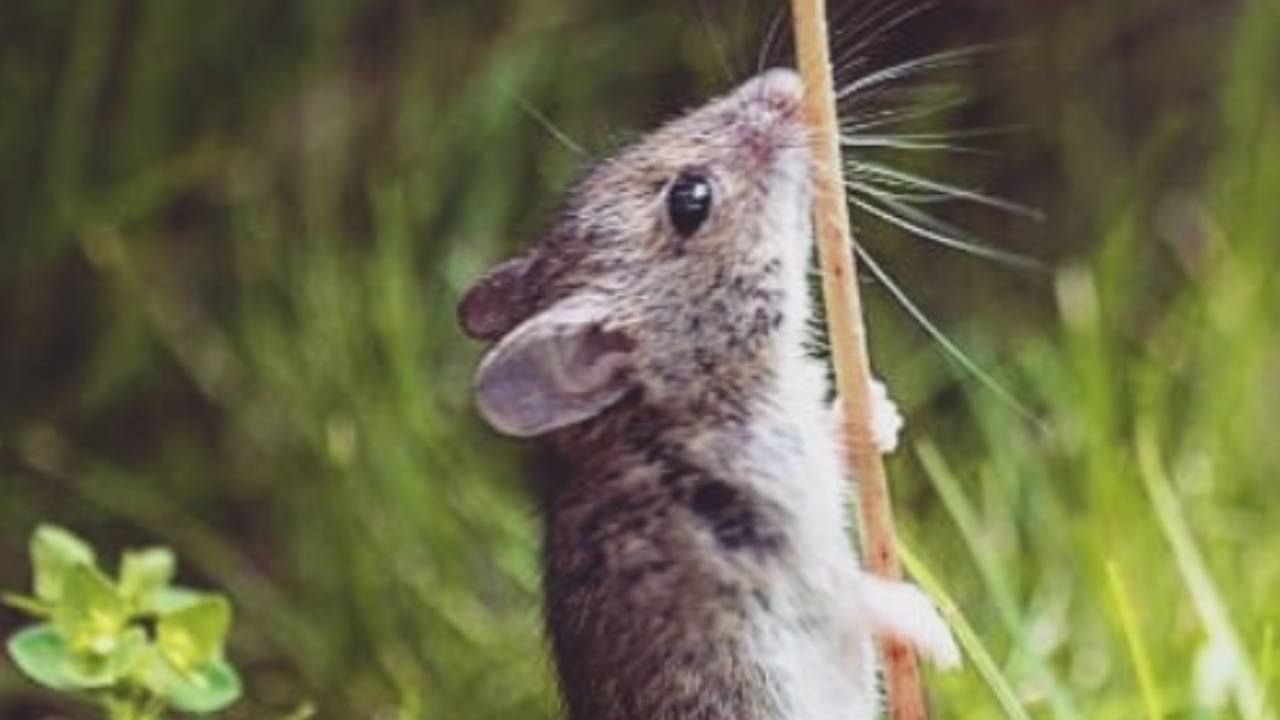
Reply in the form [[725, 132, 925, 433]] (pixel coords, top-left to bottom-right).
[[736, 399, 854, 562]]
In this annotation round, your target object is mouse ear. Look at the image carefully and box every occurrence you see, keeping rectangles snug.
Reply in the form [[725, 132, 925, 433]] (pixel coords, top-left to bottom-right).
[[473, 295, 635, 437], [458, 255, 535, 341]]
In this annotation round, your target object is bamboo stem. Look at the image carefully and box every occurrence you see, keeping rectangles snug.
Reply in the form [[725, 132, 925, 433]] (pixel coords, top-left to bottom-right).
[[788, 1, 929, 718]]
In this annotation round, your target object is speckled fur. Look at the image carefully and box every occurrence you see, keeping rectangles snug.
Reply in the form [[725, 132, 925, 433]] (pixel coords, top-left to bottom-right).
[[462, 70, 949, 720]]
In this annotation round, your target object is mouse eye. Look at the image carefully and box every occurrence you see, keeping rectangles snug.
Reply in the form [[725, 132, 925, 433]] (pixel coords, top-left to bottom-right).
[[666, 171, 713, 238]]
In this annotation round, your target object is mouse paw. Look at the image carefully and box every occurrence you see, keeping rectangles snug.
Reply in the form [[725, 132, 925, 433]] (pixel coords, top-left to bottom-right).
[[857, 573, 962, 670], [829, 379, 903, 454], [868, 379, 903, 454]]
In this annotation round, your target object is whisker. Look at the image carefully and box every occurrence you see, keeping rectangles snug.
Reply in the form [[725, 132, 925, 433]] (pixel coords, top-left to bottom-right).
[[841, 133, 994, 155], [831, 0, 913, 74], [834, 56, 879, 92], [696, 0, 737, 83], [851, 161, 1044, 220], [848, 187, 1046, 270], [842, 123, 1018, 140], [851, 243, 1038, 420], [831, 0, 920, 56], [757, 3, 789, 73], [834, 0, 937, 76], [838, 44, 997, 101], [871, 193, 954, 204], [819, 2, 1045, 421], [840, 91, 972, 130]]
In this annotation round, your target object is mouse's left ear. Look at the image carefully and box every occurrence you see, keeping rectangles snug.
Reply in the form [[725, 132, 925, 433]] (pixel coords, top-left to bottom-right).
[[458, 255, 535, 341], [472, 295, 635, 438]]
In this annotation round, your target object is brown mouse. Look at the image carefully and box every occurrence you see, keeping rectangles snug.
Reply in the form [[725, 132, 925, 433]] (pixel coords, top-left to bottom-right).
[[458, 68, 958, 720]]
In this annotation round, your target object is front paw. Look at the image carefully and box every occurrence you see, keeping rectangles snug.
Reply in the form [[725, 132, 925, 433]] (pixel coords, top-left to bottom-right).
[[829, 379, 903, 454], [857, 573, 962, 670]]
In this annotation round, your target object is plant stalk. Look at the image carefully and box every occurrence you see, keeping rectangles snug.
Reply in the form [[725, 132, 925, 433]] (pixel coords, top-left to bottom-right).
[[788, 1, 930, 718]]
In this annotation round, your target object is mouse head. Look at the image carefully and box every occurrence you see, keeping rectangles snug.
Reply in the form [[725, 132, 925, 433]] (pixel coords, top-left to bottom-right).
[[458, 69, 811, 438]]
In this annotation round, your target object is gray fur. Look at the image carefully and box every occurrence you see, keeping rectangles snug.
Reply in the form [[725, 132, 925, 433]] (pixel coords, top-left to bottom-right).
[[459, 69, 955, 720]]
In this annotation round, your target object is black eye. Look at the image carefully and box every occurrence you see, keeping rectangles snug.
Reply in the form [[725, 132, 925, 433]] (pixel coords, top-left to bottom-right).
[[667, 171, 713, 238]]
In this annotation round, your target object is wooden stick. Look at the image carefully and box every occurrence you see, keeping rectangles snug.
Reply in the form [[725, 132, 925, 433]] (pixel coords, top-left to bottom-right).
[[788, 1, 930, 718]]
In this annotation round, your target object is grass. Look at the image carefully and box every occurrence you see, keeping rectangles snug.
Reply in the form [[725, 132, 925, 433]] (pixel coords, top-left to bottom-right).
[[1, 0, 1278, 718], [1105, 560, 1164, 720]]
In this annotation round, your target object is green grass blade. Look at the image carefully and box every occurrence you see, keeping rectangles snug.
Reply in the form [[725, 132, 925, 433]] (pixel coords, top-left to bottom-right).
[[1104, 560, 1164, 720], [916, 441, 1080, 720], [1136, 421, 1272, 720], [899, 541, 1034, 720]]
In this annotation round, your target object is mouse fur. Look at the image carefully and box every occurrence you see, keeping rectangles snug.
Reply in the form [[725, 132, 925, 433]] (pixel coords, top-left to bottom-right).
[[458, 68, 958, 720]]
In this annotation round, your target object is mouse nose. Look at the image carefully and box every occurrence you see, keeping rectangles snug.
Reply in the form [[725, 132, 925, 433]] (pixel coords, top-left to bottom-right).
[[750, 68, 803, 113], [730, 69, 807, 169]]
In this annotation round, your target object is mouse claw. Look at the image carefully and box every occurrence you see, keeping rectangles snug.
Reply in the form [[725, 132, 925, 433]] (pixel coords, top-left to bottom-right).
[[829, 378, 903, 455], [856, 572, 962, 670]]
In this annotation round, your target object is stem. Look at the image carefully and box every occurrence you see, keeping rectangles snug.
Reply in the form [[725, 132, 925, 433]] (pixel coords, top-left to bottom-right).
[[788, 1, 930, 718]]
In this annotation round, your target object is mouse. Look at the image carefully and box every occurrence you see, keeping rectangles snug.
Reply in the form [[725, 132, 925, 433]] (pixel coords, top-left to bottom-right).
[[457, 68, 959, 720]]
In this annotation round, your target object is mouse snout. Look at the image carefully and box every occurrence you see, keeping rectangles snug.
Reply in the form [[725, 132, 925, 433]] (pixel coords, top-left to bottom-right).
[[751, 68, 804, 113], [729, 69, 805, 169]]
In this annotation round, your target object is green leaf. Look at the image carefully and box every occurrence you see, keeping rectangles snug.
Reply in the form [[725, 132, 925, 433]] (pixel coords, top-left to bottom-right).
[[2, 593, 53, 617], [53, 564, 130, 657], [6, 624, 147, 691], [157, 596, 231, 671], [148, 657, 242, 714], [7, 624, 84, 690], [31, 525, 97, 603], [150, 586, 205, 614], [119, 547, 176, 609]]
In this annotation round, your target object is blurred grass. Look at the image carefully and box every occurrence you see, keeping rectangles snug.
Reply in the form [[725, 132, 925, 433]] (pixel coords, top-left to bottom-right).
[[1, 0, 1278, 718]]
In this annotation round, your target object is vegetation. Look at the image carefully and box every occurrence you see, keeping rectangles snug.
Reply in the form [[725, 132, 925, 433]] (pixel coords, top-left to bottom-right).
[[1, 1, 1276, 718], [5, 526, 242, 720]]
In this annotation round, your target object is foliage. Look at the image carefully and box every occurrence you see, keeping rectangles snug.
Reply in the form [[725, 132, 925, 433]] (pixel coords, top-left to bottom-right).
[[4, 526, 241, 720]]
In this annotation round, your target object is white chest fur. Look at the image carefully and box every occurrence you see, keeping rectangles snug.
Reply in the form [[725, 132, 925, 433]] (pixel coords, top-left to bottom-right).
[[728, 357, 883, 719]]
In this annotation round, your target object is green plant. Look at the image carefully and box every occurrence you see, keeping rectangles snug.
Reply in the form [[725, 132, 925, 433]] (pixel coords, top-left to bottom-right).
[[3, 525, 242, 720]]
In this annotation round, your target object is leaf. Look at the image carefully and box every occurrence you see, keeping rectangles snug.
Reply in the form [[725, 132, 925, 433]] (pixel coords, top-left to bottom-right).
[[31, 525, 97, 603], [53, 564, 130, 657], [6, 624, 147, 691], [150, 586, 205, 614], [157, 596, 232, 670], [119, 547, 176, 609], [2, 593, 53, 617], [148, 657, 243, 714], [7, 624, 84, 690]]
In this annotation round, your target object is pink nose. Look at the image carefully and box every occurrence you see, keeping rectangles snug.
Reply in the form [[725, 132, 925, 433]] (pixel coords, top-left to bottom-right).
[[732, 69, 805, 165], [749, 68, 804, 112]]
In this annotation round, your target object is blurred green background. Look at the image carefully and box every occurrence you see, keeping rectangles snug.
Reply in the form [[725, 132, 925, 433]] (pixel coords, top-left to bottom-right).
[[1, 0, 1277, 718]]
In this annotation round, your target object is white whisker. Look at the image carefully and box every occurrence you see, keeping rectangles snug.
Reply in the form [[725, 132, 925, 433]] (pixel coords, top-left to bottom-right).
[[847, 186, 1045, 270], [852, 243, 1038, 420], [696, 0, 737, 83], [840, 92, 972, 131], [841, 133, 994, 154], [757, 3, 789, 73], [838, 44, 997, 101], [834, 0, 936, 73], [851, 161, 1044, 220]]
